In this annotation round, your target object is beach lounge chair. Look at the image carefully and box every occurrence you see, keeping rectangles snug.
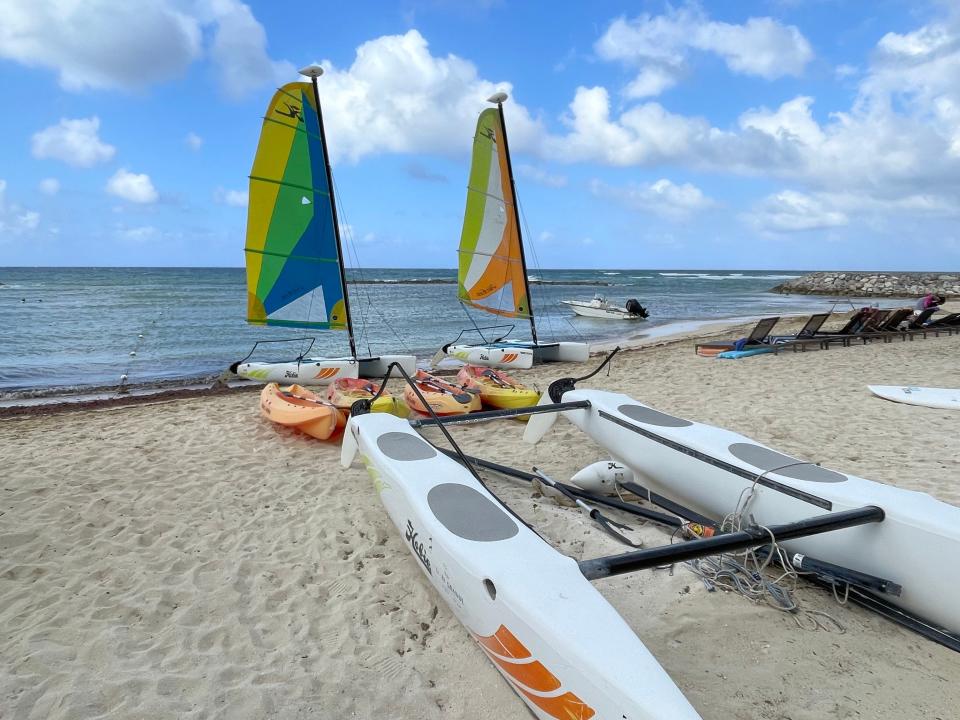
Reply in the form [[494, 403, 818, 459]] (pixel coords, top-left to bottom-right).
[[820, 309, 893, 347], [767, 313, 831, 343], [695, 317, 780, 356], [812, 307, 873, 336], [904, 306, 951, 339]]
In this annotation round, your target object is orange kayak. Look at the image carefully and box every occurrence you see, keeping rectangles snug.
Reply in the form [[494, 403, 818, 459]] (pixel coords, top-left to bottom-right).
[[326, 377, 408, 417], [404, 370, 480, 416], [260, 383, 345, 440]]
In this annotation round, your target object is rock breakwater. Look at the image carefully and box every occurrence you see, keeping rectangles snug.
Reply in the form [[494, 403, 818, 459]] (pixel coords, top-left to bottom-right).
[[771, 271, 959, 298]]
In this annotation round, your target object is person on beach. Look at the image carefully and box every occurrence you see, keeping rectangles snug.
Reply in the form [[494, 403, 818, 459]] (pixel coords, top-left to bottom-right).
[[913, 293, 945, 317]]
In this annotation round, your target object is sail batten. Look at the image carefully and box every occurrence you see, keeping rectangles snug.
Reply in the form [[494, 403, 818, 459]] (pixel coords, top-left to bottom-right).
[[457, 108, 531, 320], [244, 82, 346, 330]]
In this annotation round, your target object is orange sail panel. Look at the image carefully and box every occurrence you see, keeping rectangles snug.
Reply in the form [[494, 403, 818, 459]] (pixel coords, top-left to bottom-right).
[[457, 109, 531, 319]]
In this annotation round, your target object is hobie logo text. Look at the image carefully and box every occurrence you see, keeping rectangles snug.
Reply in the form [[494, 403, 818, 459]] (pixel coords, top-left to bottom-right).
[[405, 519, 432, 575]]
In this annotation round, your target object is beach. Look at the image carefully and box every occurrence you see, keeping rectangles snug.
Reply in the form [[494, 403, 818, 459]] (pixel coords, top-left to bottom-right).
[[2, 317, 959, 719]]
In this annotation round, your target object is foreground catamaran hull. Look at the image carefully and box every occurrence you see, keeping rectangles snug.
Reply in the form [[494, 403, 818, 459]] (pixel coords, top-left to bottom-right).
[[446, 341, 588, 369], [344, 413, 702, 719], [549, 389, 960, 635], [236, 354, 416, 385]]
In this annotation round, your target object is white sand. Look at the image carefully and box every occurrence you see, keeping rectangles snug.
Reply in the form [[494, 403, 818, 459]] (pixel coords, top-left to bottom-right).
[[2, 322, 959, 718]]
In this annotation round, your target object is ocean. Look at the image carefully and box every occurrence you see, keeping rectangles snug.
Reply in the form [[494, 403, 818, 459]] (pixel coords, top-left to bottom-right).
[[0, 267, 862, 397]]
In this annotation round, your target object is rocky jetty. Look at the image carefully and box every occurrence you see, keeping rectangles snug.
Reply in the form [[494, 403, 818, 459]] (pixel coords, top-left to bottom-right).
[[771, 271, 959, 298]]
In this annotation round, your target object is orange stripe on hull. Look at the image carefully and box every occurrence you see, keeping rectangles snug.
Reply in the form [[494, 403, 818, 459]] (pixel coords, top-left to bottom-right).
[[473, 625, 595, 720], [476, 625, 530, 659]]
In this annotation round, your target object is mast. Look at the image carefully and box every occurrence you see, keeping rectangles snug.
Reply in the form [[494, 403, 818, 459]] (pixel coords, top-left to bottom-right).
[[300, 64, 357, 359], [488, 92, 538, 345]]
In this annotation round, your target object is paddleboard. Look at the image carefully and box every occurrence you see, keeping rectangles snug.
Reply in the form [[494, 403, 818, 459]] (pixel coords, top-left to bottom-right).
[[716, 347, 774, 359], [867, 385, 960, 411]]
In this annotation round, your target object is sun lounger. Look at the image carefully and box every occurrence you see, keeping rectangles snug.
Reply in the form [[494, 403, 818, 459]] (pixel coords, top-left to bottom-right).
[[695, 317, 779, 356]]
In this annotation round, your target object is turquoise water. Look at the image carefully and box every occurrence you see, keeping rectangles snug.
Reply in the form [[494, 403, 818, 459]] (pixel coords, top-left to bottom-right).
[[0, 267, 855, 395]]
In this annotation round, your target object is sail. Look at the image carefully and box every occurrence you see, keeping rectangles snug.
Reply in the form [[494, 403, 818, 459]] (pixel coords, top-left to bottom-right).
[[244, 82, 346, 329], [457, 108, 531, 319]]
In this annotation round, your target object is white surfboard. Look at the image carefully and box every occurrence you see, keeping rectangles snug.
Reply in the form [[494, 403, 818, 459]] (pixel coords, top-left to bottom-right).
[[868, 385, 960, 411]]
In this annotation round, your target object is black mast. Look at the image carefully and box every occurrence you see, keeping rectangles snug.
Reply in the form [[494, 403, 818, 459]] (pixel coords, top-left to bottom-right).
[[300, 65, 357, 359], [490, 93, 538, 345]]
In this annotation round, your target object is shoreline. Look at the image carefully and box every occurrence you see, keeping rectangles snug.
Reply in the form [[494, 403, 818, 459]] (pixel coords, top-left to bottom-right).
[[0, 313, 778, 412]]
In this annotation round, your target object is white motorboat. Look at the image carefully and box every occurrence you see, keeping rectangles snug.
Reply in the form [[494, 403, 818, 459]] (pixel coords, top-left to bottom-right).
[[561, 295, 649, 320]]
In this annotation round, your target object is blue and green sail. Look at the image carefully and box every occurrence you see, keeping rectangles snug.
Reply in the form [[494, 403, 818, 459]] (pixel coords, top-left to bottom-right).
[[244, 82, 347, 329]]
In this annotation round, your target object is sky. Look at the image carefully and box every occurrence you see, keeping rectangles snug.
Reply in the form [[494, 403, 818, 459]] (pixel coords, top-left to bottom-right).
[[1, 0, 959, 270]]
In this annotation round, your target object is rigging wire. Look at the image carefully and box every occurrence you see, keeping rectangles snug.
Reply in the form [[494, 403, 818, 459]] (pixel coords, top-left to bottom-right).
[[330, 175, 413, 357]]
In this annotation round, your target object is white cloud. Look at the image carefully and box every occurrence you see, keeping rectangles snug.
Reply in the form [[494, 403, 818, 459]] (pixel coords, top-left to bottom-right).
[[203, 0, 295, 99], [215, 187, 248, 206], [596, 6, 812, 98], [590, 178, 717, 220], [306, 30, 542, 162], [117, 225, 161, 243], [38, 178, 60, 195], [106, 169, 159, 204], [746, 190, 848, 232], [0, 0, 201, 91], [517, 164, 567, 188], [31, 117, 116, 167], [0, 180, 41, 239], [185, 132, 203, 150], [0, 0, 291, 98]]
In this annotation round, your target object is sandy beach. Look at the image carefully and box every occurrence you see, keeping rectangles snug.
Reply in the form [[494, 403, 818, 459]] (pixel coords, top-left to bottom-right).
[[2, 317, 959, 719]]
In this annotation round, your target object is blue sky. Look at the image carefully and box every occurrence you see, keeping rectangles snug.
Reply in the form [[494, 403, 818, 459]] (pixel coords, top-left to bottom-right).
[[1, 0, 959, 270]]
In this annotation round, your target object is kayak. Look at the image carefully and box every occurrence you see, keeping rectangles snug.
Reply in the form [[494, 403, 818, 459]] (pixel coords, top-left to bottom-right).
[[327, 377, 408, 417], [341, 412, 703, 719], [457, 365, 540, 410], [259, 383, 345, 440], [868, 385, 960, 411], [404, 370, 481, 416], [526, 388, 960, 635]]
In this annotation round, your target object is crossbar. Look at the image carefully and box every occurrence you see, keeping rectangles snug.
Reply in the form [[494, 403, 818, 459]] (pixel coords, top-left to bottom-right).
[[579, 505, 885, 580], [410, 400, 590, 428]]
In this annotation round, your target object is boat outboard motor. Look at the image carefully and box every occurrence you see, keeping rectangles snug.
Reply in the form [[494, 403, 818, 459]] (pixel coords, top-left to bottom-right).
[[625, 299, 649, 318]]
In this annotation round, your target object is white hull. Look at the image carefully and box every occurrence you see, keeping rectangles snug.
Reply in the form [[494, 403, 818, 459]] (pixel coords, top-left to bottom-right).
[[343, 413, 702, 719], [446, 340, 588, 369], [562, 301, 644, 320], [868, 385, 960, 411], [549, 389, 960, 635], [236, 357, 359, 385], [236, 354, 417, 385]]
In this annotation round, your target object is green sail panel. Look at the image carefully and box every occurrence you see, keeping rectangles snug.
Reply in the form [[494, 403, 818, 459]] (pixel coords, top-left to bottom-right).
[[244, 82, 347, 329], [457, 108, 531, 319]]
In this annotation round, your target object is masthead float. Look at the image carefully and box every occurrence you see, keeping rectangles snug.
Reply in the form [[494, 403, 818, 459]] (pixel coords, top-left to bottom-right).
[[231, 64, 415, 385]]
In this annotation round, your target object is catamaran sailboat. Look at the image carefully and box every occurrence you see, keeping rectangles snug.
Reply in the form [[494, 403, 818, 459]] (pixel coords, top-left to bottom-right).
[[442, 93, 589, 370], [231, 66, 415, 385]]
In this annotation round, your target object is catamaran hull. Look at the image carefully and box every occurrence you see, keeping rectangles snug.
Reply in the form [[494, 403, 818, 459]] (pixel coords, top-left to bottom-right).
[[445, 344, 535, 370], [236, 354, 417, 385], [553, 389, 960, 635], [345, 413, 702, 720], [446, 341, 588, 369], [236, 358, 359, 385]]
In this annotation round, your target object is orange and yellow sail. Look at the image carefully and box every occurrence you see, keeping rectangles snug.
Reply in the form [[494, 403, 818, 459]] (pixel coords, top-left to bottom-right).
[[457, 109, 531, 319], [244, 82, 347, 329]]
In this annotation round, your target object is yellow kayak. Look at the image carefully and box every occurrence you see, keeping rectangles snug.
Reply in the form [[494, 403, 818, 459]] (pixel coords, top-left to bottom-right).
[[457, 365, 539, 410]]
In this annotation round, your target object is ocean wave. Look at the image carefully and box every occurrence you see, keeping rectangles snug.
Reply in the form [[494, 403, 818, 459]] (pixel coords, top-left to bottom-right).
[[658, 272, 801, 280], [602, 272, 621, 275], [629, 275, 653, 279]]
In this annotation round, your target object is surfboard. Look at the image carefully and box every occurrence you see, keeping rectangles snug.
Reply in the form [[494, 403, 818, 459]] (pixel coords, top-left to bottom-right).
[[867, 385, 960, 410]]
